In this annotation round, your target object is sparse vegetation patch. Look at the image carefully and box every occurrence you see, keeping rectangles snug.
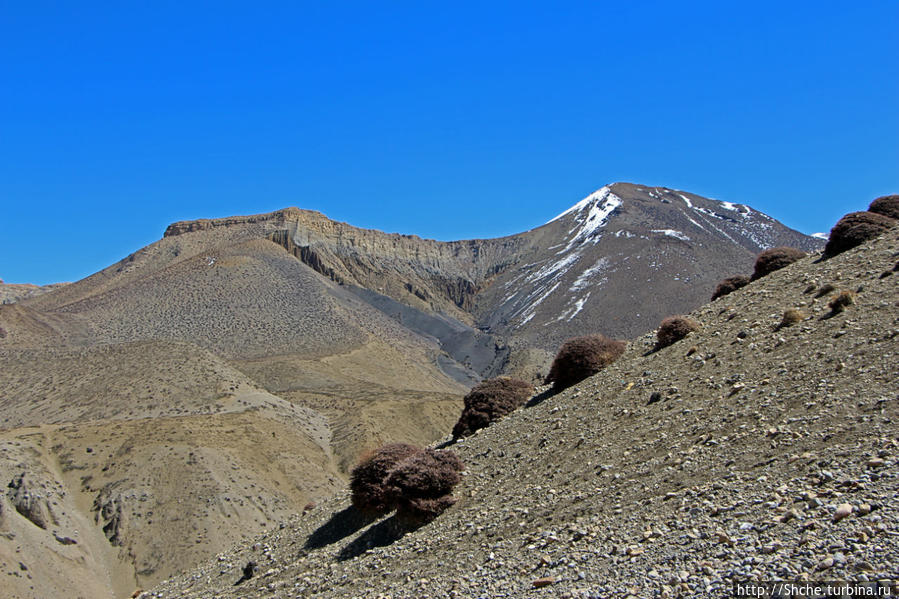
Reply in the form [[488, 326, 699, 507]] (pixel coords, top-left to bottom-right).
[[452, 377, 534, 439], [656, 316, 700, 349], [751, 247, 806, 281], [711, 275, 750, 301], [823, 211, 896, 258], [545, 335, 627, 391]]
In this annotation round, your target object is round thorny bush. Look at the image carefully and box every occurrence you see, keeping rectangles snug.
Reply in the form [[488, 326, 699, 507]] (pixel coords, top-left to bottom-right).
[[452, 377, 534, 439], [824, 211, 896, 258], [384, 449, 464, 527], [869, 194, 899, 220], [751, 247, 806, 281], [350, 443, 421, 515], [711, 275, 751, 301], [656, 316, 700, 349], [545, 334, 627, 391]]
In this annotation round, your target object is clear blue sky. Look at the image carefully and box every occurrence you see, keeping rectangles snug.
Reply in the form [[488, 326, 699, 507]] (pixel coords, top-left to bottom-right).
[[1, 1, 897, 284]]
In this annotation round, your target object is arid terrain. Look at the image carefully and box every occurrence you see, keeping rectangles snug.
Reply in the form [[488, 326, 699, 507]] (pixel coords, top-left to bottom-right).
[[151, 225, 898, 599], [0, 183, 827, 597]]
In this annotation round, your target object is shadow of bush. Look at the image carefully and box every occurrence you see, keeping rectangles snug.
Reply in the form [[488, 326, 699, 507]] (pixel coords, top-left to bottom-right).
[[337, 515, 418, 561], [304, 506, 377, 550]]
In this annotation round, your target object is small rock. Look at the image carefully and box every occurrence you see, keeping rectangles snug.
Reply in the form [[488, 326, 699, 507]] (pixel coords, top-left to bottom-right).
[[833, 504, 853, 522], [816, 557, 834, 571], [855, 561, 875, 572], [532, 577, 555, 588], [780, 508, 800, 523], [53, 533, 77, 545]]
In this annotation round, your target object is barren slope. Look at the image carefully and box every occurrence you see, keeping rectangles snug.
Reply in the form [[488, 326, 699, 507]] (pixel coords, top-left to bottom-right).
[[0, 222, 473, 597], [152, 227, 897, 599], [0, 339, 345, 597], [0, 182, 826, 598]]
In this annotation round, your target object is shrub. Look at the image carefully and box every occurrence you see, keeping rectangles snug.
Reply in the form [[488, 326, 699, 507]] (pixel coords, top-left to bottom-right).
[[778, 308, 805, 328], [350, 443, 421, 515], [452, 377, 534, 439], [656, 316, 700, 349], [869, 195, 899, 220], [385, 449, 464, 526], [823, 211, 896, 258], [751, 247, 806, 281], [711, 275, 750, 301], [828, 290, 854, 314], [545, 334, 627, 391]]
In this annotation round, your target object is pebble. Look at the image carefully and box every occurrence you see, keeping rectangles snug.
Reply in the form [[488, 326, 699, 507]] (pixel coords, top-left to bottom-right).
[[833, 504, 853, 522]]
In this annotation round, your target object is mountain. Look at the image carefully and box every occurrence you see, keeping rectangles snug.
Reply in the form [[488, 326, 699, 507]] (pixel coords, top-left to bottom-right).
[[473, 183, 822, 374], [0, 280, 69, 305], [0, 183, 822, 597], [152, 224, 899, 599]]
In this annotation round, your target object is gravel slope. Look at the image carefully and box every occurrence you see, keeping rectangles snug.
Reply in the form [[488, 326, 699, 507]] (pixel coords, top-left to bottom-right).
[[149, 227, 898, 599]]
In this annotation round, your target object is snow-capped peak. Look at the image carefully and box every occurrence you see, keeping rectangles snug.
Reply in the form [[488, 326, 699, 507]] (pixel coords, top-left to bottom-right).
[[812, 232, 829, 240], [547, 186, 613, 224]]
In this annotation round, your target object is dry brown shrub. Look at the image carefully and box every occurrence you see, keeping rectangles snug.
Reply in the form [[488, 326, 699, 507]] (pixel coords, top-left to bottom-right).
[[452, 377, 534, 439], [350, 443, 421, 515], [545, 335, 627, 391], [711, 275, 751, 301], [823, 211, 896, 258], [869, 195, 899, 220], [751, 247, 806, 281], [779, 308, 805, 328], [656, 316, 700, 349], [385, 449, 464, 526], [828, 290, 855, 314]]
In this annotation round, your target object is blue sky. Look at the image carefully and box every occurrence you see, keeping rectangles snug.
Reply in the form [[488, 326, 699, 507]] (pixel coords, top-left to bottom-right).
[[1, 1, 897, 284]]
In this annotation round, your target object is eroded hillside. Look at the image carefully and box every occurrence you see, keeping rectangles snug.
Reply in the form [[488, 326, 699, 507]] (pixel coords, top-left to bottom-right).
[[151, 227, 897, 599]]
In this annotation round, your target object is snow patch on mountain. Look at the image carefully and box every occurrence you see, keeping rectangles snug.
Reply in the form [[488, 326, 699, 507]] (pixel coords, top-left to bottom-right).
[[514, 281, 562, 327], [548, 186, 619, 226], [652, 229, 691, 242], [570, 258, 610, 292], [558, 188, 621, 253], [567, 294, 590, 320], [555, 293, 592, 323], [526, 252, 581, 283]]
